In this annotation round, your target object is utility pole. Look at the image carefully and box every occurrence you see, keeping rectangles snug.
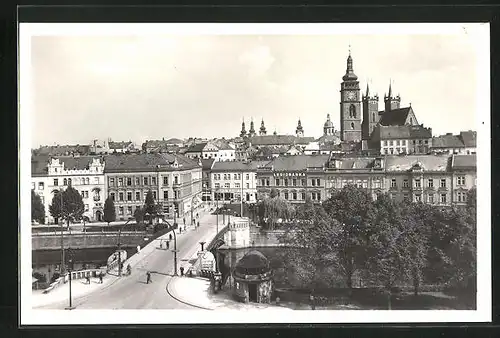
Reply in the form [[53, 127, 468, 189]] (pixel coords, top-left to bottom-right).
[[60, 188, 65, 275]]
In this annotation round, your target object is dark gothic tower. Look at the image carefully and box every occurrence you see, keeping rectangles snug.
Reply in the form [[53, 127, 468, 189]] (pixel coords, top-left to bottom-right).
[[259, 119, 267, 136], [340, 49, 362, 142], [248, 119, 256, 137], [384, 81, 401, 112], [296, 119, 304, 137], [362, 83, 380, 140], [240, 119, 247, 138]]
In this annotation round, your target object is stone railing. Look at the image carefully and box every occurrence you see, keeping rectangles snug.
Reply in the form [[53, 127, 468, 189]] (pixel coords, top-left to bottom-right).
[[32, 232, 146, 250], [42, 268, 106, 294]]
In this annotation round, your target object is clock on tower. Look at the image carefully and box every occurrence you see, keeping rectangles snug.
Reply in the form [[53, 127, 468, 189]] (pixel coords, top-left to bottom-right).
[[346, 91, 357, 101]]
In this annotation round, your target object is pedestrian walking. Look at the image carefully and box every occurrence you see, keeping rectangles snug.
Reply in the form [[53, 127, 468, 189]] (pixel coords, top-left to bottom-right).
[[183, 217, 186, 225], [99, 272, 103, 284], [197, 221, 200, 228], [146, 271, 152, 284], [160, 241, 163, 249], [85, 275, 90, 284], [169, 233, 172, 241], [166, 240, 170, 249]]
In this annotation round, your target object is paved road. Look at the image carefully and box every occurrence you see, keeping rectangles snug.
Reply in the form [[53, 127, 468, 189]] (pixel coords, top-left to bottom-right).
[[36, 214, 223, 310]]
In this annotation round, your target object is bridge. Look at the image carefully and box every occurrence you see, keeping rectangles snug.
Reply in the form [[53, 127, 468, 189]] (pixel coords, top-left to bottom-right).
[[32, 232, 147, 250]]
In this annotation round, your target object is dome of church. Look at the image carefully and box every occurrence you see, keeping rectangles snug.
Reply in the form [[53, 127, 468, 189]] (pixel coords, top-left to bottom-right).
[[234, 250, 270, 275], [324, 114, 334, 128]]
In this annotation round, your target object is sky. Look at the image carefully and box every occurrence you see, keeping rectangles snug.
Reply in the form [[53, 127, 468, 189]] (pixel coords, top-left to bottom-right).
[[27, 24, 484, 148]]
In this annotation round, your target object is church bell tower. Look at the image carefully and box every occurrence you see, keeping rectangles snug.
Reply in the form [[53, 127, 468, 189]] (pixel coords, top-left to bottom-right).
[[340, 49, 362, 142]]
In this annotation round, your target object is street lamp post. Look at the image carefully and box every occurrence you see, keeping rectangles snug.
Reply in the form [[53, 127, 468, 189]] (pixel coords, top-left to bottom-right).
[[65, 251, 75, 310], [172, 186, 179, 276], [117, 217, 134, 276], [59, 188, 65, 275]]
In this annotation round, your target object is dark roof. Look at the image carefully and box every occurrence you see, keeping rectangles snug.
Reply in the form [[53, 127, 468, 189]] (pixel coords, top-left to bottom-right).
[[378, 107, 412, 126], [34, 144, 91, 156], [250, 135, 296, 146], [385, 155, 450, 172], [379, 125, 431, 140], [185, 142, 208, 153], [104, 153, 199, 172], [432, 134, 464, 148], [261, 155, 329, 171], [165, 138, 184, 144], [235, 250, 270, 271], [108, 141, 133, 149], [460, 131, 477, 147], [217, 141, 234, 151], [212, 161, 264, 172], [452, 154, 476, 170], [201, 158, 215, 170], [31, 155, 104, 176]]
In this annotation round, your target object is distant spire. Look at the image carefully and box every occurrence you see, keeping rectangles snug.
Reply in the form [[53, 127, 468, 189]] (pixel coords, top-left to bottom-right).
[[388, 79, 392, 97], [365, 83, 370, 97]]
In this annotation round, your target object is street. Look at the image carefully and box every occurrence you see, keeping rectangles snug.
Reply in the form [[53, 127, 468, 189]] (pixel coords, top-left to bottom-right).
[[35, 213, 223, 310]]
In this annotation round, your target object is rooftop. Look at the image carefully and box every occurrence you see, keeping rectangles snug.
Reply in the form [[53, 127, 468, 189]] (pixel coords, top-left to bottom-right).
[[261, 155, 330, 171], [385, 154, 450, 172], [212, 160, 267, 172], [452, 154, 476, 170], [104, 153, 199, 172], [379, 107, 413, 126]]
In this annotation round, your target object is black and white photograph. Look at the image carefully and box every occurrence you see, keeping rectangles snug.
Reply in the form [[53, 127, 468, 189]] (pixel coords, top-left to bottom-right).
[[20, 23, 491, 324]]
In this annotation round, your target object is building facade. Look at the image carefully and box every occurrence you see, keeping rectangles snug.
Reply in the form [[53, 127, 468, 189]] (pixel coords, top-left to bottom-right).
[[431, 131, 477, 155], [371, 124, 433, 155], [256, 154, 476, 207], [31, 156, 106, 224], [211, 161, 264, 204], [104, 153, 203, 222]]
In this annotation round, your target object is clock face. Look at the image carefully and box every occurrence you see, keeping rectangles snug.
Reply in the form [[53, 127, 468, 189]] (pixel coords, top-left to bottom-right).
[[346, 91, 356, 101]]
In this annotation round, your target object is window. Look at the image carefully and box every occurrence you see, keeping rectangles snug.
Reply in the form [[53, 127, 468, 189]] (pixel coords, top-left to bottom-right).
[[284, 179, 289, 186], [372, 112, 375, 121], [135, 177, 140, 185], [85, 204, 89, 212], [457, 176, 465, 186], [293, 179, 297, 186], [152, 191, 157, 199], [144, 177, 148, 185], [119, 192, 124, 201], [163, 176, 169, 186], [440, 179, 446, 188], [351, 122, 355, 129], [349, 104, 356, 118], [234, 174, 238, 180], [127, 206, 133, 215], [151, 177, 156, 185], [163, 191, 169, 199], [266, 179, 270, 186], [284, 192, 289, 200], [127, 177, 132, 186], [302, 179, 306, 186], [235, 183, 241, 188], [127, 192, 132, 201], [40, 196, 44, 204], [293, 192, 297, 200], [428, 194, 434, 203], [174, 176, 179, 184], [457, 192, 466, 202], [403, 179, 409, 188], [391, 178, 397, 188], [415, 194, 422, 202], [415, 179, 421, 188], [94, 177, 99, 184], [261, 179, 266, 186], [311, 179, 316, 187], [246, 183, 250, 189], [81, 191, 85, 198], [136, 192, 141, 201], [119, 207, 124, 215], [118, 178, 123, 186], [224, 183, 230, 189], [38, 182, 44, 190], [246, 174, 250, 180], [373, 179, 381, 189], [428, 179, 434, 188], [275, 179, 280, 186], [84, 191, 89, 198], [317, 179, 321, 186], [63, 178, 67, 186], [109, 178, 115, 186], [110, 192, 115, 201], [68, 178, 72, 186], [403, 193, 409, 201], [214, 183, 220, 189], [440, 193, 447, 204]]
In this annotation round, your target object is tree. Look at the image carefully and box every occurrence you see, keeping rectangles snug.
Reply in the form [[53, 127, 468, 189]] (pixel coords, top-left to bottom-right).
[[144, 190, 156, 225], [259, 193, 294, 230], [49, 186, 84, 227], [134, 206, 145, 225], [322, 185, 373, 289], [103, 196, 116, 226], [31, 190, 45, 224]]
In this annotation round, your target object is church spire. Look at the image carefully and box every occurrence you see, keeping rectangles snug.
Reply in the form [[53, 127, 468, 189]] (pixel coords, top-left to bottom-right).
[[296, 118, 304, 137], [365, 83, 370, 97], [259, 118, 267, 136], [342, 47, 358, 81], [388, 80, 392, 97], [248, 118, 256, 137], [240, 118, 247, 138]]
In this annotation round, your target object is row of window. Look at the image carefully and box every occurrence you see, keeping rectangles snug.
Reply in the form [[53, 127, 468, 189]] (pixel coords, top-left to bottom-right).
[[213, 173, 254, 181], [109, 189, 181, 202], [383, 139, 429, 147], [214, 182, 251, 189], [329, 179, 382, 189], [259, 178, 322, 187], [108, 176, 180, 187], [390, 177, 465, 189], [278, 191, 321, 201], [51, 177, 97, 187]]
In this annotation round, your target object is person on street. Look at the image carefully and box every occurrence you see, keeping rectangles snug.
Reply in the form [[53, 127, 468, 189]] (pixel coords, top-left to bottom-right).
[[99, 272, 103, 284], [197, 221, 200, 228], [146, 271, 152, 284], [166, 240, 170, 249], [126, 264, 131, 275], [85, 275, 90, 284]]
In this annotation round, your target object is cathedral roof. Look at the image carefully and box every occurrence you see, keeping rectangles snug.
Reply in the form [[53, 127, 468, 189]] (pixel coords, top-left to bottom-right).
[[378, 107, 413, 126]]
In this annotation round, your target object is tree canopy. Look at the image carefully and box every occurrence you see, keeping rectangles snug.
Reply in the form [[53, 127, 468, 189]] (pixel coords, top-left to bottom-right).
[[49, 186, 84, 225], [103, 196, 116, 225], [31, 190, 45, 224]]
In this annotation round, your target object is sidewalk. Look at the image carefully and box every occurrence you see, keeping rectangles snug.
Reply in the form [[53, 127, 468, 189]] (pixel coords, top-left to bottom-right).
[[32, 274, 118, 308]]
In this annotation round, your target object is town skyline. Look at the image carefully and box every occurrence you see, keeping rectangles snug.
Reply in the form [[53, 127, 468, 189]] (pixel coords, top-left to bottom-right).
[[29, 25, 482, 149]]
